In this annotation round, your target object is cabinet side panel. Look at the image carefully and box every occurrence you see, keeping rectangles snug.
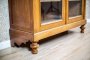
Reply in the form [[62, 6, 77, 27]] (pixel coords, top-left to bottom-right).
[[9, 0, 33, 32], [8, 0, 34, 45]]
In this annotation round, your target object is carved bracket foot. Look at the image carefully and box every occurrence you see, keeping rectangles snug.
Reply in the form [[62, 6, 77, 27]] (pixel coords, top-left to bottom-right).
[[80, 24, 85, 33], [30, 42, 39, 54]]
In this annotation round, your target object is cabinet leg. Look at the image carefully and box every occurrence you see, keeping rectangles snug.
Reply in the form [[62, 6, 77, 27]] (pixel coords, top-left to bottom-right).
[[80, 24, 85, 33], [30, 42, 39, 54]]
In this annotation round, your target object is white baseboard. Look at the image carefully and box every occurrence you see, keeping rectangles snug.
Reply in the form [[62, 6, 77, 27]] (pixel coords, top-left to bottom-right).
[[0, 40, 11, 50], [87, 19, 90, 22]]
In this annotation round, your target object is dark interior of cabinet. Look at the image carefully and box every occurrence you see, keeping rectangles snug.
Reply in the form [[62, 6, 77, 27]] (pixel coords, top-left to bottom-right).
[[41, 0, 82, 23], [41, 1, 62, 23], [69, 0, 82, 17]]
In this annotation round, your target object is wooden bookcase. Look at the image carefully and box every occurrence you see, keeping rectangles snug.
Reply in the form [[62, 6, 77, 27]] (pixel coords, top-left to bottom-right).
[[8, 0, 86, 54]]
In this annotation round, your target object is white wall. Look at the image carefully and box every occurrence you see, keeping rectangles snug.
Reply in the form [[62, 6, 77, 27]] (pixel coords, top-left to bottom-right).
[[0, 0, 10, 50], [86, 0, 90, 19]]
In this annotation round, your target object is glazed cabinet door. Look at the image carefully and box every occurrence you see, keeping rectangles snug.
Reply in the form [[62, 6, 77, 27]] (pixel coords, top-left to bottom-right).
[[40, 0, 66, 31], [66, 0, 86, 23], [33, 0, 66, 33]]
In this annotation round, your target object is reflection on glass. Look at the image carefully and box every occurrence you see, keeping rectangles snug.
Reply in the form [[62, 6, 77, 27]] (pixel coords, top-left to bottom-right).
[[41, 0, 62, 23], [69, 0, 82, 17]]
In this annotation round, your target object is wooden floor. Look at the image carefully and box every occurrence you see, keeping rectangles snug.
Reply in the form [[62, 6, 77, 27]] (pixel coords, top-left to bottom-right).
[[0, 23, 90, 60]]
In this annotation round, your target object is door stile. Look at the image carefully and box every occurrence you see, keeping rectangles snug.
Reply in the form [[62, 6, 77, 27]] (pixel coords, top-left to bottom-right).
[[33, 0, 41, 33], [82, 0, 86, 19], [65, 0, 69, 24]]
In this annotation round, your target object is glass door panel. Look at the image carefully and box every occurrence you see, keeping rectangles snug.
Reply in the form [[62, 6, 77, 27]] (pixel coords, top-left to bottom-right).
[[69, 0, 82, 17], [41, 0, 62, 23]]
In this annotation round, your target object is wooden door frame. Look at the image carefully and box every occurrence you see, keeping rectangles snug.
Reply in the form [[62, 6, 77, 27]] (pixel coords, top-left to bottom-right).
[[41, 0, 66, 31], [66, 0, 86, 24], [33, 0, 66, 32]]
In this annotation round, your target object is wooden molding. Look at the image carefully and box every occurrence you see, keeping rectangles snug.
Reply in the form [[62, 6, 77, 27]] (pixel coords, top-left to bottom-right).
[[34, 20, 86, 42]]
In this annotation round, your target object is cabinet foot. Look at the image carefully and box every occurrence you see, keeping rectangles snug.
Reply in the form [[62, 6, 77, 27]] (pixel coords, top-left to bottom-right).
[[30, 42, 39, 54], [80, 24, 85, 33]]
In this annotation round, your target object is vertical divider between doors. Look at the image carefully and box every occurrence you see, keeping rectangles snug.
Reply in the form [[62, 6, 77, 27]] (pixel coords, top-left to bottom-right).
[[62, 0, 66, 24], [65, 0, 69, 24], [82, 0, 86, 19]]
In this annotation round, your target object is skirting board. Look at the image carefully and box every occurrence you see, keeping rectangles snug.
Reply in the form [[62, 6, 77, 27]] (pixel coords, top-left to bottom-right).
[[87, 19, 90, 22], [0, 40, 11, 50]]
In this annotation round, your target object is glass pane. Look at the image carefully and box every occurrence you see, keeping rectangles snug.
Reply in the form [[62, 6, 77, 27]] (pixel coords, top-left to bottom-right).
[[69, 0, 82, 17], [41, 0, 62, 23]]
